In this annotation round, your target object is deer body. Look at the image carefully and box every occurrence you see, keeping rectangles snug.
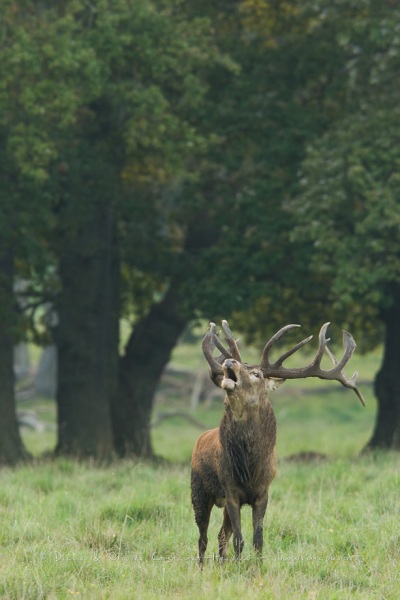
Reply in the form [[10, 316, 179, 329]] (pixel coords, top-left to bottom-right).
[[191, 321, 364, 565]]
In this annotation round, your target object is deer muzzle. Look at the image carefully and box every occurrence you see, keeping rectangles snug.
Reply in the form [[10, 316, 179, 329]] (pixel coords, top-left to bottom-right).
[[222, 359, 240, 390]]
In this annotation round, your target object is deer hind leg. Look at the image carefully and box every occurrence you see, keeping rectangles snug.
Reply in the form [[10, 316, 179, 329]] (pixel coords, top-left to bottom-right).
[[195, 498, 213, 567], [218, 507, 232, 561], [252, 494, 268, 554], [191, 473, 213, 567], [226, 499, 243, 559]]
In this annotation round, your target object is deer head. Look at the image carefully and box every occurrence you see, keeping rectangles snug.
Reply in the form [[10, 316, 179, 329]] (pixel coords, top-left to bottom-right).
[[202, 320, 365, 406]]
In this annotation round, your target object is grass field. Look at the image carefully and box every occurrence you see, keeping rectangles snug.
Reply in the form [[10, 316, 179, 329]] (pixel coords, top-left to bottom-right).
[[3, 341, 400, 598]]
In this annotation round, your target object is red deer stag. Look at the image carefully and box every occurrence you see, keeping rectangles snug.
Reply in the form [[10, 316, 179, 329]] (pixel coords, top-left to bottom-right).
[[191, 321, 364, 565]]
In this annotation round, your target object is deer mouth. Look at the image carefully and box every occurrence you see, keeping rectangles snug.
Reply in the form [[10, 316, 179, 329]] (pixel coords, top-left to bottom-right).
[[225, 367, 238, 383], [221, 362, 240, 390]]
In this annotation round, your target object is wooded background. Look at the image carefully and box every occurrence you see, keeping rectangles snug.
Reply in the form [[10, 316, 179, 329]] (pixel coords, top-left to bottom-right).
[[1, 0, 400, 465]]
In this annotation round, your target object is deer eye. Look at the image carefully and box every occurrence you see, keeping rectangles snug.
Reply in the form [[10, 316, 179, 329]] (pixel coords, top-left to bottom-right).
[[251, 372, 260, 378]]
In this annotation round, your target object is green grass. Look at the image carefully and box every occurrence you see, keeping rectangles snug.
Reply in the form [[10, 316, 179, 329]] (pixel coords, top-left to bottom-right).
[[1, 454, 399, 599], [9, 342, 398, 598]]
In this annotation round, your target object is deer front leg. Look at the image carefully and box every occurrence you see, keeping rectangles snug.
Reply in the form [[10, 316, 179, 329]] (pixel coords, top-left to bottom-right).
[[252, 494, 268, 554], [226, 498, 243, 558]]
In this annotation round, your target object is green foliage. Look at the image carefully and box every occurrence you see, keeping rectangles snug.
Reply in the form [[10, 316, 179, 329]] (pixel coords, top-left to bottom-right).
[[3, 0, 399, 312], [0, 0, 236, 332], [3, 0, 400, 457], [291, 111, 400, 308], [0, 1, 102, 180], [171, 0, 360, 325], [5, 0, 397, 340], [288, 0, 400, 323]]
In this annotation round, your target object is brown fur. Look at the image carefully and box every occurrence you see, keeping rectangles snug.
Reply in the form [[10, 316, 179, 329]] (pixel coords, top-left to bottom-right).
[[191, 359, 279, 565]]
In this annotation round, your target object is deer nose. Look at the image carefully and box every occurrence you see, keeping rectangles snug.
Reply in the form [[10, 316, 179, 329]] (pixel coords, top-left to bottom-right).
[[224, 359, 237, 368]]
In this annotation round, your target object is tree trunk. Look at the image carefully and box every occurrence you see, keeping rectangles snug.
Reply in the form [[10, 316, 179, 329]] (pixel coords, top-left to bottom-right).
[[0, 245, 31, 466], [113, 286, 188, 458], [365, 302, 400, 450], [112, 218, 218, 459], [55, 201, 119, 461]]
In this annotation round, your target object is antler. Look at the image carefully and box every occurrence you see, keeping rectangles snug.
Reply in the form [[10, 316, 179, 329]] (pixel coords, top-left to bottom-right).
[[221, 320, 243, 362], [202, 320, 243, 379], [202, 322, 224, 378], [260, 322, 365, 406]]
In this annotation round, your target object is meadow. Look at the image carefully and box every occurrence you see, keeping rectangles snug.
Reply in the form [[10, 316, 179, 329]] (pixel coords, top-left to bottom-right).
[[2, 341, 400, 599]]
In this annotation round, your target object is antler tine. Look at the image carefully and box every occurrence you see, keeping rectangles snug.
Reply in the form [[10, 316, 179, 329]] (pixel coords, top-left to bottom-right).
[[273, 334, 314, 367], [324, 330, 365, 406], [261, 324, 312, 369], [313, 322, 331, 366], [260, 322, 365, 406], [221, 320, 242, 362], [202, 322, 224, 376], [213, 333, 233, 360]]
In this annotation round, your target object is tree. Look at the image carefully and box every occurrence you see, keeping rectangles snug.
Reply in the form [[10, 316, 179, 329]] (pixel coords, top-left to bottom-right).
[[0, 1, 121, 461], [0, 237, 31, 466], [53, 140, 120, 459], [0, 0, 236, 461], [0, 1, 67, 465], [290, 111, 400, 449], [113, 0, 360, 457], [173, 0, 350, 329], [46, 0, 233, 459], [287, 0, 400, 449], [4, 0, 395, 463], [114, 214, 222, 457]]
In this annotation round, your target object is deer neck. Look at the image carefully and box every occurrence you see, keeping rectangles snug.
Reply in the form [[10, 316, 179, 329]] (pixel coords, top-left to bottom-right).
[[223, 392, 269, 422]]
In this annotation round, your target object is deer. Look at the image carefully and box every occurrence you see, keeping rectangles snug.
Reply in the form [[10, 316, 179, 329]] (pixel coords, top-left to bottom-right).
[[191, 320, 365, 566]]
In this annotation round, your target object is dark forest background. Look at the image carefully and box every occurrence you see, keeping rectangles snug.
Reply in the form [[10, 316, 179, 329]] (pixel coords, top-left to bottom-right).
[[1, 0, 400, 465]]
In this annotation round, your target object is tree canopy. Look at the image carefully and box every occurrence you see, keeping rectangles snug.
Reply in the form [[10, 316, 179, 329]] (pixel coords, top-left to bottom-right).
[[1, 0, 400, 462]]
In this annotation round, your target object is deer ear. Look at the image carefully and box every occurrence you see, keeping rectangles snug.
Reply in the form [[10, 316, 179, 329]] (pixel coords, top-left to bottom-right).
[[265, 377, 285, 392]]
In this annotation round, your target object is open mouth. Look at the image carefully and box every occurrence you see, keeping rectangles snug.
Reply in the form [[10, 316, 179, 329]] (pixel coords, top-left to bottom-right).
[[225, 367, 238, 383], [221, 360, 240, 391]]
